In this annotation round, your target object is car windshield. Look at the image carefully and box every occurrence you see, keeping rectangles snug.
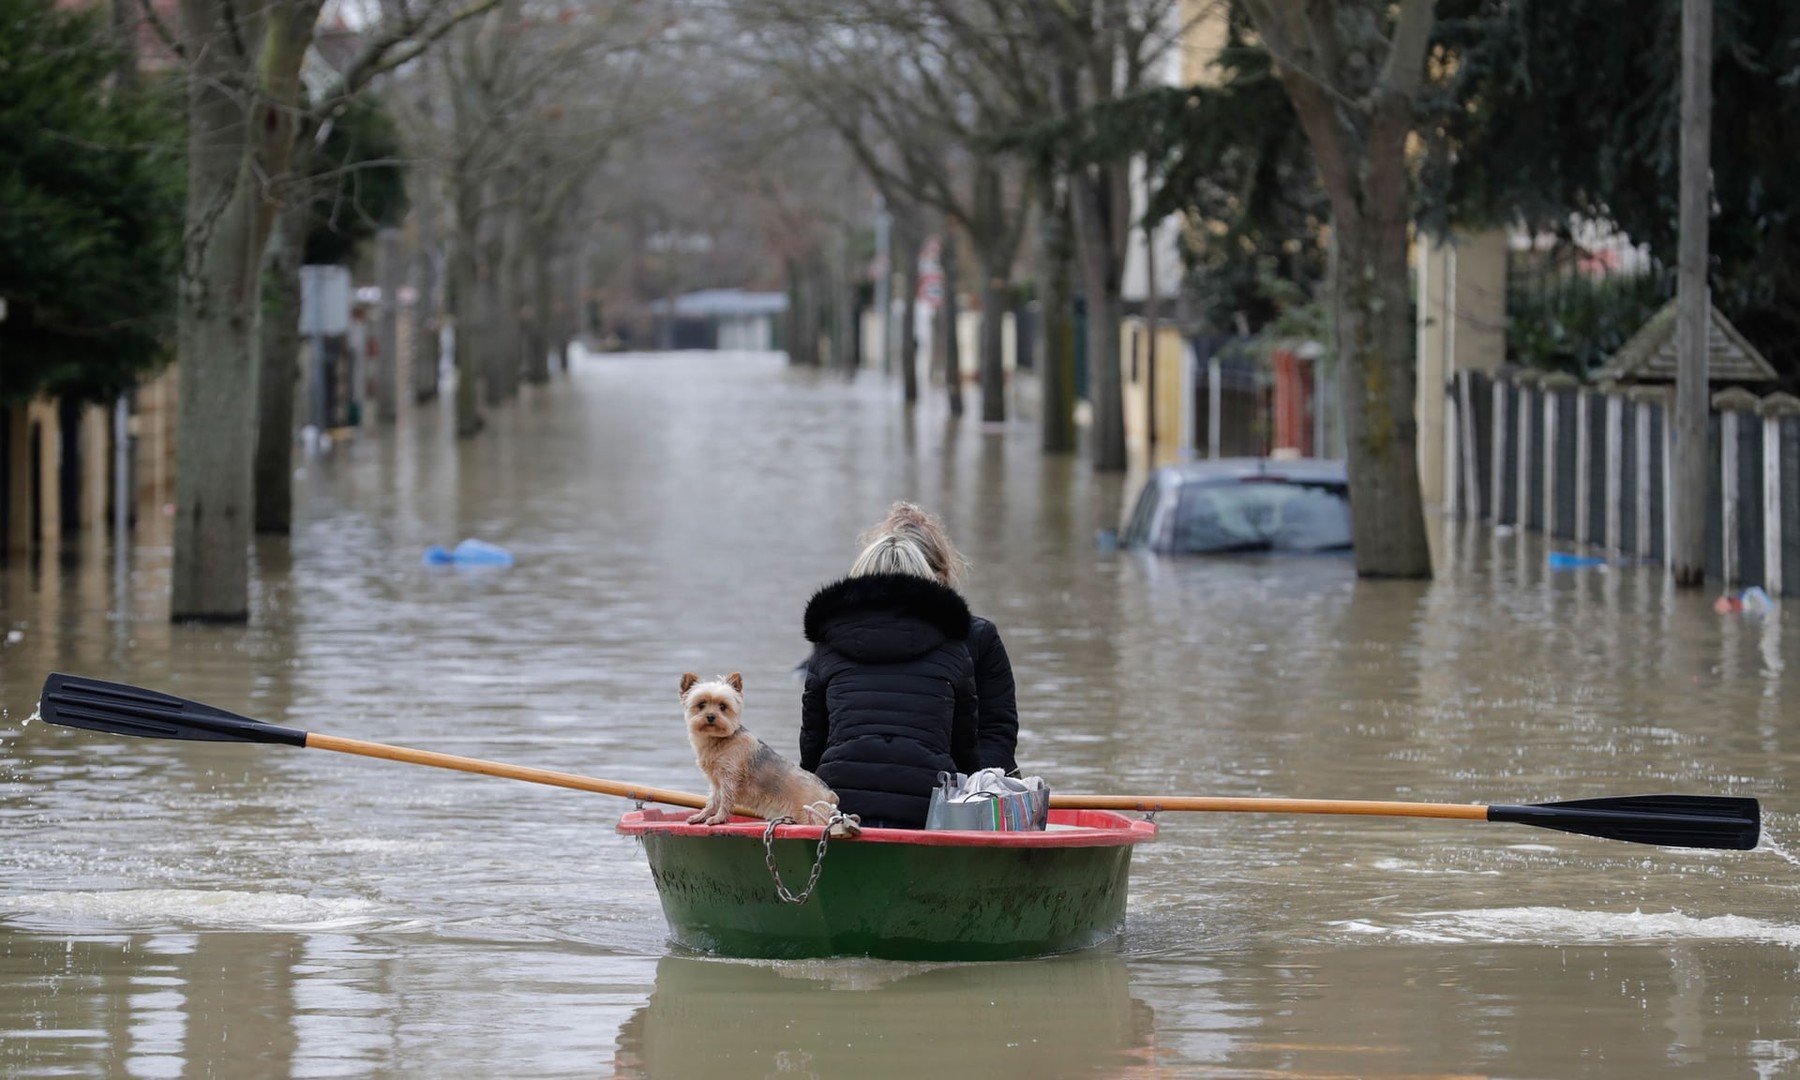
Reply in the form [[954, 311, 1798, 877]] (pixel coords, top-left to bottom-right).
[[1170, 479, 1352, 554]]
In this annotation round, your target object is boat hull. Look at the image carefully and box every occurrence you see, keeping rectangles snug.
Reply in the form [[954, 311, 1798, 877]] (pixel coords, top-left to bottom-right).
[[617, 808, 1156, 961]]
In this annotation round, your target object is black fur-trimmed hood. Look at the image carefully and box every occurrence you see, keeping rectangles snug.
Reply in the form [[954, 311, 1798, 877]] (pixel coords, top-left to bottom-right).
[[803, 572, 972, 659]]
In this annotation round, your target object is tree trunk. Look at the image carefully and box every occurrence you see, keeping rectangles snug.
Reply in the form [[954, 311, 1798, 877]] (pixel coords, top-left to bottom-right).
[[785, 257, 821, 367], [482, 209, 517, 404], [173, 171, 259, 620], [451, 183, 484, 437], [171, 0, 263, 622], [495, 203, 526, 397], [837, 225, 859, 371], [478, 261, 504, 403], [254, 196, 307, 536], [1037, 177, 1078, 453], [375, 227, 402, 422], [896, 216, 921, 407], [941, 229, 964, 417], [1248, 0, 1434, 579], [978, 264, 1007, 424], [1069, 163, 1128, 471], [413, 172, 442, 403], [171, 0, 323, 620], [1330, 214, 1431, 577], [569, 230, 590, 368], [973, 161, 1010, 424], [522, 236, 553, 384]]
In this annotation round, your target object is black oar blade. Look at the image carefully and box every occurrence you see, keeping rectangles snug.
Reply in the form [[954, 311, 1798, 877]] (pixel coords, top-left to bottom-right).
[[38, 673, 307, 746], [1488, 794, 1760, 851]]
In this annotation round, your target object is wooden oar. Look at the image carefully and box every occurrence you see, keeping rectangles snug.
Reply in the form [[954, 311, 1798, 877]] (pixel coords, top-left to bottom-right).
[[37, 672, 710, 811], [1051, 794, 1760, 851], [38, 674, 1761, 850]]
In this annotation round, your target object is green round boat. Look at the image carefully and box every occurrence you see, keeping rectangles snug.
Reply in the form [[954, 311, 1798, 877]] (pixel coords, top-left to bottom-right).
[[617, 808, 1158, 961]]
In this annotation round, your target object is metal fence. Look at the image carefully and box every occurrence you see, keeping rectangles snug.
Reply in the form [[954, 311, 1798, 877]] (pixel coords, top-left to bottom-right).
[[1191, 335, 1268, 458], [1446, 370, 1800, 596]]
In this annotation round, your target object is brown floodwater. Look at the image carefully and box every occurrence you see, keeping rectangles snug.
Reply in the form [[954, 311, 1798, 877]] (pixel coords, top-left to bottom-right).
[[3, 350, 1797, 1078]]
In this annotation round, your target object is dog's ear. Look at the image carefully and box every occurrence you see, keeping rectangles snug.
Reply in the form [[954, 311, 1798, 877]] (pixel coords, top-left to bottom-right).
[[680, 672, 699, 697], [726, 672, 743, 693]]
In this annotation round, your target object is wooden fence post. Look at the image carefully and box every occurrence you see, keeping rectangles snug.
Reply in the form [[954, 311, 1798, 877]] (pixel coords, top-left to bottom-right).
[[1575, 388, 1591, 543], [1636, 398, 1655, 560], [1542, 386, 1560, 536], [1459, 371, 1483, 520], [1604, 393, 1623, 554], [1766, 412, 1785, 596], [1490, 377, 1509, 523], [1721, 407, 1740, 588], [1516, 383, 1534, 527]]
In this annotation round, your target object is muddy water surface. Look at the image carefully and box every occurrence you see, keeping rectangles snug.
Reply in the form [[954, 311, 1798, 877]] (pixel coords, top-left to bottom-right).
[[3, 351, 1798, 1078]]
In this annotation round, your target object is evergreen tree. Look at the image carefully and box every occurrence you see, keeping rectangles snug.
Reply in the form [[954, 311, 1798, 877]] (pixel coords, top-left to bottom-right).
[[1422, 0, 1800, 381], [0, 0, 183, 406], [302, 95, 409, 267]]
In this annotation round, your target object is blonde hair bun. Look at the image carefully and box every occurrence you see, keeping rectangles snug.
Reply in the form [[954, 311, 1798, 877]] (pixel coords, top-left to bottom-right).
[[860, 501, 967, 587]]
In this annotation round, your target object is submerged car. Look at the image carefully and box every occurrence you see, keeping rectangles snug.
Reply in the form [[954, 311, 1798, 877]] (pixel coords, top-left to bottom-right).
[[1117, 457, 1353, 555]]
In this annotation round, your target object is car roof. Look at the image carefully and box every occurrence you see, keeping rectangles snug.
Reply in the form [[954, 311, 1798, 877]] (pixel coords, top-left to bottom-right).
[[1150, 457, 1347, 489]]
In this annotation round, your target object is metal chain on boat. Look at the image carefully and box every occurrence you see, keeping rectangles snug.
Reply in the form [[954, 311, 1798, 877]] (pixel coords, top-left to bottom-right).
[[762, 815, 837, 905]]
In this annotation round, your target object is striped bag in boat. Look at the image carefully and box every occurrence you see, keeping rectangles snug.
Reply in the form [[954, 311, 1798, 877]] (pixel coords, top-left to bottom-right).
[[925, 768, 1050, 831]]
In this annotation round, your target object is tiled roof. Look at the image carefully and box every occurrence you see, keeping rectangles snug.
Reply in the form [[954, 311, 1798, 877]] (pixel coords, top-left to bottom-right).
[[1593, 298, 1777, 384]]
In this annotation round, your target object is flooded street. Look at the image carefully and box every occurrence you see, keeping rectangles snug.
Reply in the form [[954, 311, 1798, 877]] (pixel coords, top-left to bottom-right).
[[4, 351, 1799, 1078]]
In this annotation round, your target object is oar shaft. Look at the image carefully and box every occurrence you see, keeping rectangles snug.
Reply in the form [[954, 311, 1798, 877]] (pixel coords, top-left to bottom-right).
[[1051, 792, 1758, 849], [39, 674, 1756, 847], [1050, 794, 1490, 821], [303, 733, 710, 810]]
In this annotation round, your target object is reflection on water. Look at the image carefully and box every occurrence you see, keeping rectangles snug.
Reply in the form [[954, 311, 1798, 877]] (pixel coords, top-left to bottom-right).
[[1135, 938, 1800, 1076], [3, 351, 1800, 1078], [3, 931, 306, 1079], [613, 951, 1157, 1078]]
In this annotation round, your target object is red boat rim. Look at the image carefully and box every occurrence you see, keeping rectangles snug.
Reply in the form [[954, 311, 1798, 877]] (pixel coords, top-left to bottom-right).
[[617, 806, 1157, 848]]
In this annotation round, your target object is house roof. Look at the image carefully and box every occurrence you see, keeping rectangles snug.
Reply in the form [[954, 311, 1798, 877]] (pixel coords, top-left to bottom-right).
[[652, 289, 788, 318], [1593, 298, 1778, 384]]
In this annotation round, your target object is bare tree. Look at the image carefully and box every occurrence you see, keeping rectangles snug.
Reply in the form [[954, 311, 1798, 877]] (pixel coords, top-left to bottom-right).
[[1240, 0, 1433, 578], [165, 0, 498, 621], [412, 0, 660, 435], [742, 0, 1035, 420], [1036, 0, 1185, 471]]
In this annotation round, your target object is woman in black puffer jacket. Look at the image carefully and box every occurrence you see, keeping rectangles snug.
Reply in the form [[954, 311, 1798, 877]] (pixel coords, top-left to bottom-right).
[[861, 501, 1019, 775], [799, 534, 981, 829]]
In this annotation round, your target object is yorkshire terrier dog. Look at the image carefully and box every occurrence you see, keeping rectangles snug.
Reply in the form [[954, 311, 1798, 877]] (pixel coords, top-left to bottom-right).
[[681, 671, 845, 830]]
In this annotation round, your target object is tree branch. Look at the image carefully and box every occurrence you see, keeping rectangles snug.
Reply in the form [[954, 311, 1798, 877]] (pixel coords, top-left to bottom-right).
[[134, 0, 186, 61], [1377, 0, 1436, 100], [308, 0, 503, 128]]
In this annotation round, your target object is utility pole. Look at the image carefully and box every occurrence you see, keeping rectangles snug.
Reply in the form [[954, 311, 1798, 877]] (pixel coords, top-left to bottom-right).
[[1144, 216, 1159, 458], [1671, 0, 1711, 586]]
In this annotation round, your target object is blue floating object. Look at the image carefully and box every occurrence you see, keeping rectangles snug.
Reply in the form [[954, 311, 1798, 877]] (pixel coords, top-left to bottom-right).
[[1548, 552, 1607, 569], [452, 538, 514, 566], [423, 539, 515, 567]]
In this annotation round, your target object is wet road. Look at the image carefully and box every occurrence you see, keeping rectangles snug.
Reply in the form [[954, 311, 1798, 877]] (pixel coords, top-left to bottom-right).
[[3, 350, 1797, 1077]]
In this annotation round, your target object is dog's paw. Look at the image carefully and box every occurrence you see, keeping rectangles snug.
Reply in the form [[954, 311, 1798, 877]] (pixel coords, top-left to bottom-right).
[[686, 810, 710, 825]]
